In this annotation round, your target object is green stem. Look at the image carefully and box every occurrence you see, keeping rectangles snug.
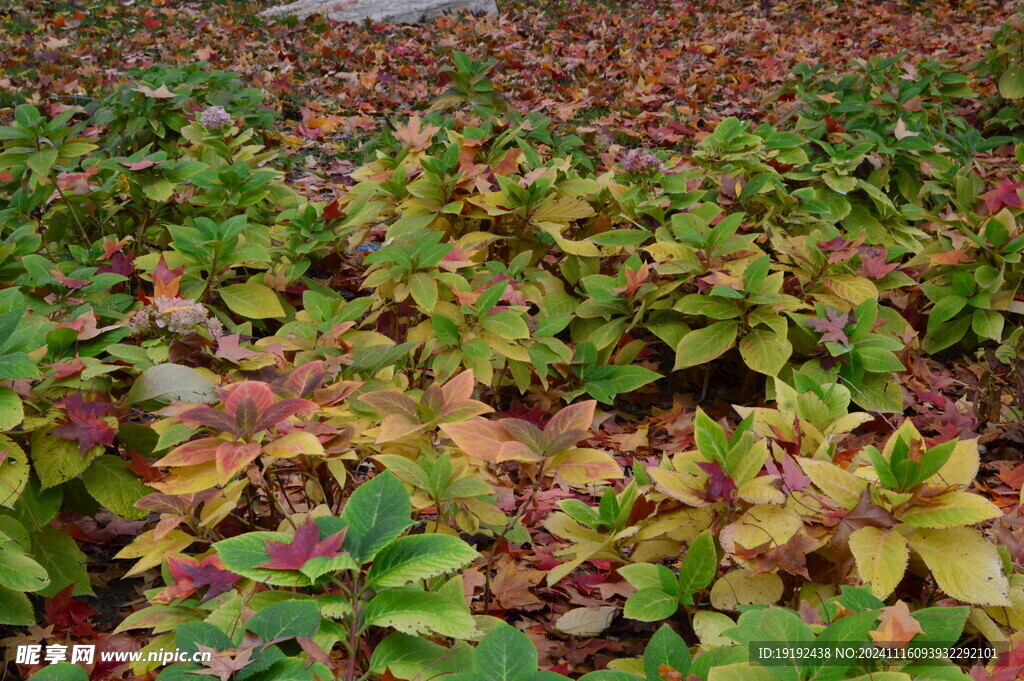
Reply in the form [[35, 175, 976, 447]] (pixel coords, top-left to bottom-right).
[[50, 172, 89, 244]]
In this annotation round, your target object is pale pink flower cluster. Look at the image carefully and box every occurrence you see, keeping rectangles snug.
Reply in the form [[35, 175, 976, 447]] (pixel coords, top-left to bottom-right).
[[199, 106, 232, 130], [621, 148, 666, 175], [130, 297, 224, 337]]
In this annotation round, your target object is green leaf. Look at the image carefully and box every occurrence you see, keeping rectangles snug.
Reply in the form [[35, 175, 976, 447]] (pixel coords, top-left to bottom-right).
[[4, 475, 61, 527], [219, 282, 285, 319], [215, 531, 318, 586], [143, 180, 175, 202], [643, 625, 691, 681], [585, 364, 663, 401], [30, 525, 92, 597], [81, 455, 149, 520], [0, 434, 29, 508], [0, 386, 24, 431], [0, 544, 48, 592], [677, 530, 717, 597], [909, 606, 969, 647], [432, 315, 461, 345], [926, 296, 967, 331], [340, 471, 414, 563], [693, 409, 728, 464], [623, 588, 679, 622], [674, 321, 738, 369], [26, 147, 59, 177], [0, 585, 33, 625], [618, 563, 679, 593], [998, 66, 1024, 99], [971, 308, 1004, 342], [0, 352, 37, 380], [30, 428, 101, 490], [175, 621, 234, 655], [125, 363, 217, 405], [408, 273, 438, 312], [854, 346, 905, 373], [849, 373, 904, 413], [27, 663, 90, 681], [364, 587, 477, 639], [739, 329, 791, 376], [589, 230, 650, 247], [481, 310, 530, 340], [246, 600, 320, 642], [367, 534, 478, 588], [474, 622, 537, 681], [369, 632, 474, 678]]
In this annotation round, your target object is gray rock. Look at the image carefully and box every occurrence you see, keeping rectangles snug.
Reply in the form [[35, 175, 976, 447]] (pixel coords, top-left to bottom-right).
[[261, 0, 497, 24]]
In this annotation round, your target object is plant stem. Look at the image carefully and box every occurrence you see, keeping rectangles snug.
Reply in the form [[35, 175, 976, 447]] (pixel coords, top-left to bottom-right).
[[51, 173, 89, 244]]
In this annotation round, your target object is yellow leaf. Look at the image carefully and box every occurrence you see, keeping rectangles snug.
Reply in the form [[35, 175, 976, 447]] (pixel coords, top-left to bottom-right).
[[114, 529, 195, 577], [848, 527, 908, 600], [553, 606, 617, 637], [821, 275, 878, 305], [263, 431, 325, 458], [905, 527, 1010, 606], [925, 439, 979, 488], [648, 466, 707, 506], [798, 458, 868, 508], [719, 505, 802, 557], [552, 447, 623, 485], [897, 491, 1001, 529], [710, 568, 783, 611], [531, 195, 596, 224]]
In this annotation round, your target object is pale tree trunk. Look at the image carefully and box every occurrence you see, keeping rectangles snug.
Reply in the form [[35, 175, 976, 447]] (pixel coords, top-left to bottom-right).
[[261, 0, 497, 23]]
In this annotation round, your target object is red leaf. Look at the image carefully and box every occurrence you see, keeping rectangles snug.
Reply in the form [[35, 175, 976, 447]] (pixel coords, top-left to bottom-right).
[[51, 393, 116, 454], [177, 405, 240, 435], [44, 585, 97, 635], [223, 381, 276, 422], [215, 440, 261, 476], [153, 255, 184, 300], [184, 555, 239, 600], [858, 246, 898, 279], [286, 361, 330, 398], [46, 356, 86, 379], [160, 437, 222, 467], [119, 158, 160, 171], [805, 308, 851, 346], [323, 200, 343, 222], [980, 179, 1024, 215], [253, 398, 317, 432], [259, 517, 347, 571], [213, 334, 258, 363]]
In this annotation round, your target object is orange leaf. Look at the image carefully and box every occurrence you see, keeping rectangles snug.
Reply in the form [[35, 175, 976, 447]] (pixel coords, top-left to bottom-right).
[[869, 601, 924, 649]]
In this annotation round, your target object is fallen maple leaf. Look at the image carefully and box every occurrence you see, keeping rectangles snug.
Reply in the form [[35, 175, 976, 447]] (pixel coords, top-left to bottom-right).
[[260, 517, 347, 571], [805, 308, 851, 347], [893, 118, 918, 140], [192, 644, 254, 681], [135, 84, 176, 99], [51, 393, 116, 454], [927, 250, 973, 266], [869, 600, 924, 648], [152, 255, 185, 300], [156, 554, 240, 603], [44, 585, 97, 636], [659, 664, 684, 681], [980, 179, 1024, 215], [858, 246, 898, 279], [214, 333, 258, 363]]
